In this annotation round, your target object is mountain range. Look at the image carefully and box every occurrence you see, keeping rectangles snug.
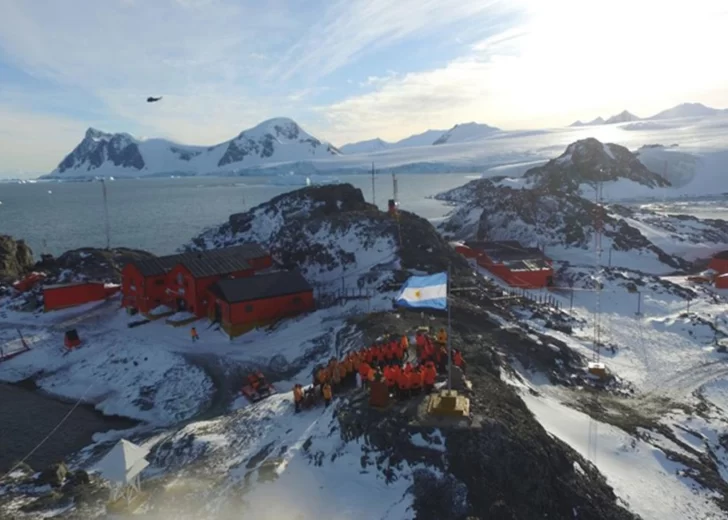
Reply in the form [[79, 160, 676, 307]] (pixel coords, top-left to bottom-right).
[[45, 102, 727, 179], [50, 118, 341, 177], [569, 102, 726, 127]]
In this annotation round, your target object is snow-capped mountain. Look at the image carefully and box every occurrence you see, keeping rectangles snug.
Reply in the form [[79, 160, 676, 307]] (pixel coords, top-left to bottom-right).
[[605, 110, 640, 124], [647, 102, 726, 120], [432, 122, 500, 145], [393, 128, 447, 147], [49, 118, 340, 178], [569, 116, 606, 127], [338, 129, 448, 154], [338, 138, 390, 154]]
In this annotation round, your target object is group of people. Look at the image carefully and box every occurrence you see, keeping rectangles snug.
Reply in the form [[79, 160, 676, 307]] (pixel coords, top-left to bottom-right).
[[292, 327, 467, 412]]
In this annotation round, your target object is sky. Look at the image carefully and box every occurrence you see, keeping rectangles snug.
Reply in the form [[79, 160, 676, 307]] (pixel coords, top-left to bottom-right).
[[1, 0, 728, 177]]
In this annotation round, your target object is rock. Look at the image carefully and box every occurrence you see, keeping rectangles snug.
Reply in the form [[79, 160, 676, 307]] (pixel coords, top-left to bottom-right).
[[20, 490, 68, 513], [0, 235, 34, 282], [37, 247, 155, 283], [37, 461, 69, 487], [66, 469, 90, 486]]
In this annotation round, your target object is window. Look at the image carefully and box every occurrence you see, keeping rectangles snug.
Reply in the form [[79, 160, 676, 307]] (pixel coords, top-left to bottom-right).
[[245, 304, 254, 313], [292, 296, 302, 305], [155, 279, 165, 286], [177, 273, 183, 285]]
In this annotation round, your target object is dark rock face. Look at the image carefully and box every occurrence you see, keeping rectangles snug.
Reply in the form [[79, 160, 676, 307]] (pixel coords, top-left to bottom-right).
[[523, 137, 670, 193], [37, 461, 69, 487], [57, 128, 144, 173], [0, 235, 34, 282], [37, 247, 155, 283], [438, 178, 690, 271]]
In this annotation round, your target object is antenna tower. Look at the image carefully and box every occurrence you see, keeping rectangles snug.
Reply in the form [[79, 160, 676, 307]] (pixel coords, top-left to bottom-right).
[[101, 179, 111, 250]]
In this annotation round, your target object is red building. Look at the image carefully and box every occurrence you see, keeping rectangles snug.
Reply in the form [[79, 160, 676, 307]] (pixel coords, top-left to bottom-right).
[[44, 282, 120, 312], [121, 244, 271, 315], [709, 251, 728, 275], [458, 240, 554, 288], [207, 270, 314, 338]]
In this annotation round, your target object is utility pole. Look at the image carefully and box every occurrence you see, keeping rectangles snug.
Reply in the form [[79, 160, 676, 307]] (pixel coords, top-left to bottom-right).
[[392, 171, 398, 205], [447, 262, 452, 391], [371, 163, 376, 207], [101, 179, 111, 250]]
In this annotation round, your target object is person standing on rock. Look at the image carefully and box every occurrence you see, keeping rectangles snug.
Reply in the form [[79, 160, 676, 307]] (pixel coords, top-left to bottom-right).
[[293, 384, 303, 413]]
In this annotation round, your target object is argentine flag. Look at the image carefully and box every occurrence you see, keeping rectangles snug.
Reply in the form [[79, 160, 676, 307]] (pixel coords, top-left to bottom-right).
[[395, 272, 447, 310]]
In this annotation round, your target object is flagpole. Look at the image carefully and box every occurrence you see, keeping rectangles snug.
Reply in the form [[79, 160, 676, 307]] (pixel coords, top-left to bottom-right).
[[447, 262, 452, 391]]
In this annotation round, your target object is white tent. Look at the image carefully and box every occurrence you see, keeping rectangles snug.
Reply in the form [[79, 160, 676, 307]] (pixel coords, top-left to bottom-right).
[[96, 439, 150, 505]]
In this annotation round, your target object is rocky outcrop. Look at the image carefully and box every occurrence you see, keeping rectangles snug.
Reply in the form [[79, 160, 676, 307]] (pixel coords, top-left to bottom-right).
[[0, 235, 34, 282], [523, 137, 670, 194], [190, 184, 470, 292], [36, 247, 155, 283], [57, 128, 144, 173]]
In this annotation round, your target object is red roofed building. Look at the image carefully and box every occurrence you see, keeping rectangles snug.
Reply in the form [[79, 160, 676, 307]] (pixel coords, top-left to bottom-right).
[[709, 251, 728, 275], [457, 240, 554, 288], [207, 270, 315, 337], [121, 244, 272, 315]]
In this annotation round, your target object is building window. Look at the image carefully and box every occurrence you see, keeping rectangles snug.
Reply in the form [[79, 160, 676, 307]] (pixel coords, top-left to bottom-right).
[[245, 304, 254, 313], [155, 279, 164, 286], [177, 273, 183, 285], [292, 296, 302, 305]]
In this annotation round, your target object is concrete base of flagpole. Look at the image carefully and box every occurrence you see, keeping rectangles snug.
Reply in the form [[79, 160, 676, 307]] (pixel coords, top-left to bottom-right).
[[426, 389, 470, 417]]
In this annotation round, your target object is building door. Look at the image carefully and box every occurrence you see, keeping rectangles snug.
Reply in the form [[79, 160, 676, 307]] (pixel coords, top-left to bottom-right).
[[176, 298, 186, 311], [214, 302, 222, 323]]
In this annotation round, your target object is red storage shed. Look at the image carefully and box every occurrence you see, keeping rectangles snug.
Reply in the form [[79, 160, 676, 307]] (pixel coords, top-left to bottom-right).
[[709, 251, 728, 275], [44, 282, 111, 312], [716, 273, 728, 289], [207, 271, 314, 338]]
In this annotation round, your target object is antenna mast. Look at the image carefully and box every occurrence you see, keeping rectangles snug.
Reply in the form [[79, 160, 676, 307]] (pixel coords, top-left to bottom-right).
[[101, 179, 111, 250], [371, 162, 376, 207], [593, 179, 604, 363]]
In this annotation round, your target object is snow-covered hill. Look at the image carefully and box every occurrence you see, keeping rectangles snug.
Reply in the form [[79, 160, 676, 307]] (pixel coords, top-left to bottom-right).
[[437, 138, 728, 273], [570, 117, 606, 127], [648, 102, 727, 120], [432, 122, 499, 145], [338, 129, 448, 154], [605, 110, 641, 124], [48, 118, 340, 178], [339, 138, 390, 154]]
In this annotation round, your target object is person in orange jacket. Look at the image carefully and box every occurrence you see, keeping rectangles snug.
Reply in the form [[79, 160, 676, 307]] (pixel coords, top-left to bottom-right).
[[383, 342, 394, 366], [359, 361, 372, 388], [322, 382, 333, 407], [403, 362, 413, 374], [409, 368, 422, 395], [397, 369, 410, 400], [293, 384, 304, 413], [190, 327, 199, 342], [423, 362, 437, 393], [453, 349, 466, 373]]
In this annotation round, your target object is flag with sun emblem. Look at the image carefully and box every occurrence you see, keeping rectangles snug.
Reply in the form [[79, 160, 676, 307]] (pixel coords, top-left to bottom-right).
[[395, 272, 447, 310]]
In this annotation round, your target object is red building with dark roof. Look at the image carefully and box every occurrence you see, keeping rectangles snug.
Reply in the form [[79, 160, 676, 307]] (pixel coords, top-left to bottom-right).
[[207, 270, 314, 337], [709, 251, 728, 275], [44, 282, 120, 312], [121, 244, 272, 315], [456, 240, 554, 288]]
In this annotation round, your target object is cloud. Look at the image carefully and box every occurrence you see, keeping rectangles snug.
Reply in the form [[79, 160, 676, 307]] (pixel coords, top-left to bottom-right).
[[320, 0, 728, 144], [273, 0, 518, 82]]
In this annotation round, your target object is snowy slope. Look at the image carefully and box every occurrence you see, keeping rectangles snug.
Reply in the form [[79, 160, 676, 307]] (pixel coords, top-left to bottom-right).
[[339, 138, 390, 154], [648, 102, 727, 120], [605, 110, 641, 124], [338, 129, 448, 154], [432, 122, 500, 145], [391, 129, 447, 148], [48, 118, 340, 178]]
